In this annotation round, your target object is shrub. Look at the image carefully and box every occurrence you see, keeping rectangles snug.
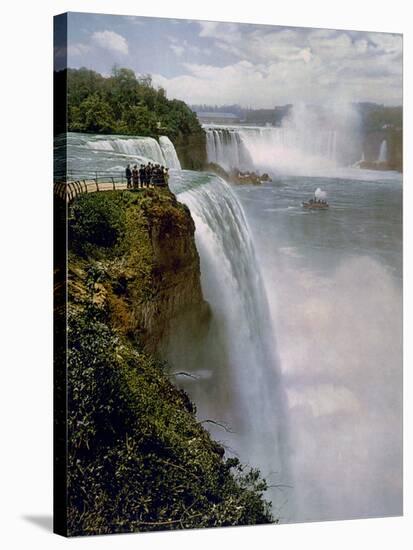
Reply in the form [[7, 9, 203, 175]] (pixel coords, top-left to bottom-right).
[[67, 298, 273, 535], [70, 193, 126, 250]]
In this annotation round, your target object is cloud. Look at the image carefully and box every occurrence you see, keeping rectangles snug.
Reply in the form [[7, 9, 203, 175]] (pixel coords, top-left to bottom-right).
[[154, 52, 401, 107], [67, 30, 129, 62], [153, 25, 402, 106], [67, 42, 91, 57], [122, 15, 144, 25], [168, 36, 203, 58], [91, 30, 129, 55], [171, 44, 185, 57], [369, 32, 403, 54]]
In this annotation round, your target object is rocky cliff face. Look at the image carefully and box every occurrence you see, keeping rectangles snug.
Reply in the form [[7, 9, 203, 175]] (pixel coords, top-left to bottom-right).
[[129, 190, 211, 355], [68, 188, 210, 357], [174, 133, 207, 170]]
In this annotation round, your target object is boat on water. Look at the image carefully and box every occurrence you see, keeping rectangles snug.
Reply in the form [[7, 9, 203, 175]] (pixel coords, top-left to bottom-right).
[[302, 198, 329, 210]]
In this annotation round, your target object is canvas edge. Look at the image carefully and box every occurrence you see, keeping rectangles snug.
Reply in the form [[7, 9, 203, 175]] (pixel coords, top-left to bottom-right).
[[53, 12, 69, 538]]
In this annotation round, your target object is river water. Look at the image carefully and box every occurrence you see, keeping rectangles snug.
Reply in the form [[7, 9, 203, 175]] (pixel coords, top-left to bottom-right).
[[233, 169, 402, 522]]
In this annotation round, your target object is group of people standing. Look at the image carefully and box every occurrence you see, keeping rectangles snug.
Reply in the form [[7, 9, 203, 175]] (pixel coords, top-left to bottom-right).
[[126, 162, 169, 189], [308, 197, 328, 205]]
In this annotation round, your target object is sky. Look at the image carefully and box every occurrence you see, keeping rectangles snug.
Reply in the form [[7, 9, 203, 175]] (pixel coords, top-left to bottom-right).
[[56, 12, 403, 108]]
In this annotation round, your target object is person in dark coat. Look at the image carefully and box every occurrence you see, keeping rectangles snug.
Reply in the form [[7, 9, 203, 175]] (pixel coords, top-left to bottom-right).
[[139, 164, 146, 187], [126, 164, 132, 189], [132, 165, 139, 189], [152, 164, 159, 185], [145, 163, 152, 188]]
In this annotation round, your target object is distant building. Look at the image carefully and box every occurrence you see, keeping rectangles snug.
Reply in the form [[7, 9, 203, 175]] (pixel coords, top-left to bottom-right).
[[196, 112, 241, 124]]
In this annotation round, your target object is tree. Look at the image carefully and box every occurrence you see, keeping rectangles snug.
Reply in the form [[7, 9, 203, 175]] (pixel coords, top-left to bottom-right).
[[79, 93, 115, 133], [122, 104, 158, 136], [64, 66, 205, 140]]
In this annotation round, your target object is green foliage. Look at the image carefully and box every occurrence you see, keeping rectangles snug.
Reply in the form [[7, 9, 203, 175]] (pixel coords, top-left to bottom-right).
[[65, 67, 204, 141], [67, 297, 273, 535], [68, 189, 188, 299], [358, 103, 402, 133], [77, 93, 115, 133], [70, 192, 126, 251], [119, 104, 159, 136]]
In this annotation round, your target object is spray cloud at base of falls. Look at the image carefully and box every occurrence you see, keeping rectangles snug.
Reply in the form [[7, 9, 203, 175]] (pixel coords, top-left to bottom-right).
[[205, 103, 362, 176]]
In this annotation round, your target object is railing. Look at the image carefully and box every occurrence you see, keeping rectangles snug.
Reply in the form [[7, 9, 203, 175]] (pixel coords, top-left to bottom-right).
[[66, 169, 126, 183], [54, 171, 130, 203], [54, 169, 169, 203], [54, 178, 127, 203]]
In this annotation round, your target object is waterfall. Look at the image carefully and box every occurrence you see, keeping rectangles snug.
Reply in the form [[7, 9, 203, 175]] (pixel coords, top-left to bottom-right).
[[203, 102, 363, 174], [170, 171, 292, 518], [85, 134, 181, 169], [205, 128, 253, 171], [87, 136, 165, 163], [159, 136, 182, 169], [378, 139, 388, 163], [205, 125, 340, 174]]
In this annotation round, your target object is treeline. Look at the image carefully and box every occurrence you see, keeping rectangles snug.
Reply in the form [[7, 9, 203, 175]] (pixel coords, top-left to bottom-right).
[[192, 101, 402, 134], [191, 103, 292, 126], [192, 104, 247, 117], [60, 67, 204, 140], [244, 106, 291, 126]]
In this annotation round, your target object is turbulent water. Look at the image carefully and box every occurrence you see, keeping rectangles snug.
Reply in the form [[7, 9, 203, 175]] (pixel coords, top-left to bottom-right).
[[233, 169, 402, 522], [170, 171, 292, 518], [57, 132, 181, 181], [204, 104, 362, 175], [159, 135, 182, 169], [65, 130, 403, 524], [205, 125, 339, 173], [378, 139, 388, 163]]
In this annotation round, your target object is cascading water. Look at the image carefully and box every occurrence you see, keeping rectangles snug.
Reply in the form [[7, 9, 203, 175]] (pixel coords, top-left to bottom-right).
[[170, 171, 292, 518], [378, 139, 388, 163], [206, 128, 253, 171], [204, 104, 362, 175], [60, 132, 182, 180], [205, 125, 339, 174], [86, 135, 167, 164], [159, 136, 182, 169]]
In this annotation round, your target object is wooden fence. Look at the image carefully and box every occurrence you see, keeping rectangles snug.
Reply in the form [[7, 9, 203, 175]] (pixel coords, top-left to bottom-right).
[[54, 176, 128, 203]]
